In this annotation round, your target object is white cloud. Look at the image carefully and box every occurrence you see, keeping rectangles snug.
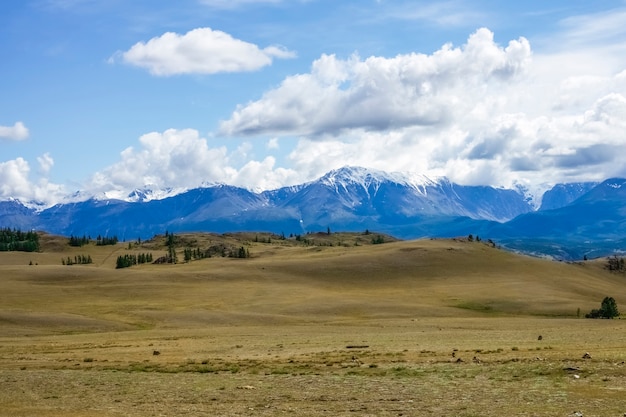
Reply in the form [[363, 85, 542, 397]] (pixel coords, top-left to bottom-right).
[[88, 128, 301, 195], [214, 25, 626, 192], [266, 137, 279, 150], [37, 152, 54, 175], [114, 27, 295, 76], [219, 28, 531, 136], [286, 80, 626, 189], [0, 122, 29, 141], [0, 156, 65, 206], [0, 158, 31, 196]]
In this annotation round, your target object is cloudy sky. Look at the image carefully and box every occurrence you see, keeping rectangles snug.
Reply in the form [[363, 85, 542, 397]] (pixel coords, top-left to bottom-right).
[[2, 0, 626, 205]]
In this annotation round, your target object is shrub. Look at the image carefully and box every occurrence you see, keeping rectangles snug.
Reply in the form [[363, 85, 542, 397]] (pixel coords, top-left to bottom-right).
[[586, 296, 619, 319]]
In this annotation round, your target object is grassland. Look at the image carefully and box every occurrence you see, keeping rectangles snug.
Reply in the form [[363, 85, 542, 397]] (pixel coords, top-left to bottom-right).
[[1, 232, 625, 416]]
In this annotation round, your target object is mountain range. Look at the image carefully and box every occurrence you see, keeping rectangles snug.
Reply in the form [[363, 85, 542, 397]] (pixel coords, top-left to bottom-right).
[[1, 166, 624, 260]]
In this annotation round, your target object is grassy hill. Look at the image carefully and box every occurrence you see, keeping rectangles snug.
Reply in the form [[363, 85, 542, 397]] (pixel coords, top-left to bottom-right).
[[0, 231, 621, 335], [1, 231, 626, 416]]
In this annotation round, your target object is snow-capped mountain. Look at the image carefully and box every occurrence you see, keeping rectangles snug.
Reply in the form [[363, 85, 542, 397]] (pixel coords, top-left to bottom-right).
[[123, 186, 188, 203], [1, 166, 626, 260], [539, 182, 599, 211], [265, 167, 533, 233], [490, 178, 626, 259]]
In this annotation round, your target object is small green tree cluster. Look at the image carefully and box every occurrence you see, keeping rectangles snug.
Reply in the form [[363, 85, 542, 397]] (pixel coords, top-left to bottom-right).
[[230, 246, 250, 259], [606, 255, 625, 272], [254, 234, 274, 243], [165, 231, 177, 246], [0, 227, 39, 252], [586, 296, 620, 319], [183, 247, 207, 262], [62, 254, 92, 265], [96, 235, 118, 246], [166, 232, 178, 264], [68, 235, 90, 247], [371, 235, 385, 244], [116, 253, 153, 269]]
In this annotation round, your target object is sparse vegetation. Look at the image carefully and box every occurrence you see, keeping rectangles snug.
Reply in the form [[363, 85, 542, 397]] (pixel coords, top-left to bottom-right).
[[605, 255, 625, 272], [68, 234, 90, 247], [96, 235, 118, 246], [1, 232, 626, 416], [115, 253, 154, 269], [62, 254, 92, 265], [371, 234, 385, 244]]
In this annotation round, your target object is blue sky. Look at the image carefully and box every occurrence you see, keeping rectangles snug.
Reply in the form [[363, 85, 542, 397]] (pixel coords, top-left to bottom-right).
[[2, 0, 626, 205]]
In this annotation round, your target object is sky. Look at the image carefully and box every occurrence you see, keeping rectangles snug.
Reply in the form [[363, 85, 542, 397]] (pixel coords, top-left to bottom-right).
[[2, 0, 626, 205]]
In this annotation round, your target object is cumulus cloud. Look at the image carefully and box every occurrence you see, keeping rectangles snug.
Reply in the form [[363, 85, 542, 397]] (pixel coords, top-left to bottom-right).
[[286, 84, 626, 191], [113, 27, 295, 76], [88, 128, 301, 195], [0, 156, 65, 206], [37, 152, 54, 175], [219, 28, 531, 136], [0, 122, 29, 141], [213, 25, 626, 193], [0, 158, 31, 196], [266, 137, 279, 150]]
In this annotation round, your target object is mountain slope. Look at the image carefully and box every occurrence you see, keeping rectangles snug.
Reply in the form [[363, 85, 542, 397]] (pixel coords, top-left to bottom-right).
[[266, 167, 531, 233], [0, 167, 625, 260], [492, 178, 626, 259], [0, 166, 531, 239], [539, 182, 598, 210]]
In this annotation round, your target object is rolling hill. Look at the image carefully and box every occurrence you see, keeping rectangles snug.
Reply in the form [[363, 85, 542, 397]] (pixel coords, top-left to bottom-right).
[[1, 232, 622, 337]]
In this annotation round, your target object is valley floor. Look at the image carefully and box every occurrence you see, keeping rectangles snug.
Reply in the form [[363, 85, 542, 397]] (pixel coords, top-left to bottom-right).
[[1, 319, 626, 416]]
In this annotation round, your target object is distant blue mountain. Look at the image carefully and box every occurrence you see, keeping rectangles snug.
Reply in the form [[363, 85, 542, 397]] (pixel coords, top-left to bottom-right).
[[0, 200, 36, 230], [539, 182, 598, 210], [491, 178, 626, 259], [1, 167, 625, 260]]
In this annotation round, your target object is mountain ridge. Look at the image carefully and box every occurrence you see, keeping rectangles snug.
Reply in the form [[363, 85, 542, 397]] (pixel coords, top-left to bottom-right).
[[1, 166, 623, 260]]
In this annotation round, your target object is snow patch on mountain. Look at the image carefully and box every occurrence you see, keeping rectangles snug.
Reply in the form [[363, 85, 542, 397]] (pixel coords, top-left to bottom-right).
[[319, 166, 440, 196]]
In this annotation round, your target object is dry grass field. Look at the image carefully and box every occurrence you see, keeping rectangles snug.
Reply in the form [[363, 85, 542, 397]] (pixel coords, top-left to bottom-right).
[[1, 232, 625, 416]]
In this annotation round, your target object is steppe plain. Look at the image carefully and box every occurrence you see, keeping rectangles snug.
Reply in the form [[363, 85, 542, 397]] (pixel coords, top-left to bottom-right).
[[1, 232, 625, 416]]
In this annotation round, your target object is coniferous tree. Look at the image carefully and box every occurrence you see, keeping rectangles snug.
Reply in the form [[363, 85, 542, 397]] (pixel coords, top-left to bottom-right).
[[0, 227, 40, 252]]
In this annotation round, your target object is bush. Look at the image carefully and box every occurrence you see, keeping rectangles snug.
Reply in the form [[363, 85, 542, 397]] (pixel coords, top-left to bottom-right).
[[586, 296, 619, 319]]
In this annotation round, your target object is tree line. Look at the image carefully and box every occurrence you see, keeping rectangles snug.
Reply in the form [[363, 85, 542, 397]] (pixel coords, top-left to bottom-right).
[[96, 235, 118, 246], [116, 253, 154, 269], [68, 234, 118, 247], [62, 254, 93, 265], [0, 227, 39, 252]]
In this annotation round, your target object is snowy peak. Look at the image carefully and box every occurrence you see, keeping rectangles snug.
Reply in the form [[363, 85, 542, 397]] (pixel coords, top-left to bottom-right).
[[575, 178, 626, 203], [85, 186, 190, 203], [539, 181, 600, 210], [125, 186, 187, 203], [319, 166, 439, 193]]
